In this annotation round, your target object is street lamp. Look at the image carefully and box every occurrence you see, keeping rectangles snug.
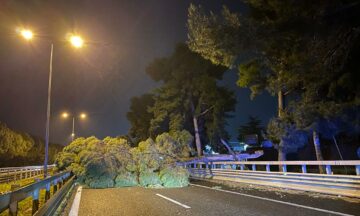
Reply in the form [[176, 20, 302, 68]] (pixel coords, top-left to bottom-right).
[[19, 29, 33, 40], [61, 112, 87, 141], [69, 35, 84, 48], [17, 28, 86, 178]]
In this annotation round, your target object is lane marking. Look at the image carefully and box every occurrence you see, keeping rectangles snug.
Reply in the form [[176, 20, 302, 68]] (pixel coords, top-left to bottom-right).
[[190, 183, 354, 216], [69, 186, 83, 216], [156, 193, 191, 209]]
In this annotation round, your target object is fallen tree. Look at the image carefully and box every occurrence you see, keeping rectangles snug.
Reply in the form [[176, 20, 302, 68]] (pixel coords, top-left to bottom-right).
[[56, 130, 193, 188]]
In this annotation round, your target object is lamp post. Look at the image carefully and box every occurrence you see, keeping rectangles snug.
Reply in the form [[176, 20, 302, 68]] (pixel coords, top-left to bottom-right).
[[62, 112, 87, 141], [18, 28, 85, 178]]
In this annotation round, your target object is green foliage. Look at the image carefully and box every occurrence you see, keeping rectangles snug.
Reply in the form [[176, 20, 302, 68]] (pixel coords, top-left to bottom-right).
[[267, 117, 308, 154], [126, 94, 155, 145], [139, 171, 161, 187], [56, 131, 192, 188], [0, 122, 63, 167], [188, 1, 360, 159], [0, 122, 34, 157], [115, 172, 137, 187], [160, 166, 189, 188], [145, 44, 235, 152], [238, 116, 264, 143]]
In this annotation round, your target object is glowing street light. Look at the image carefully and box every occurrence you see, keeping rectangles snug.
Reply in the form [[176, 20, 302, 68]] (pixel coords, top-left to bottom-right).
[[80, 113, 87, 119], [20, 29, 33, 40], [15, 29, 87, 178], [69, 35, 84, 48], [62, 112, 69, 118], [61, 112, 87, 141]]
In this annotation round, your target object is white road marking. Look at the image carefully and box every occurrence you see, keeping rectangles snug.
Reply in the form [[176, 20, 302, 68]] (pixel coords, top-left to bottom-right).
[[190, 183, 354, 216], [69, 186, 83, 216], [156, 193, 191, 209]]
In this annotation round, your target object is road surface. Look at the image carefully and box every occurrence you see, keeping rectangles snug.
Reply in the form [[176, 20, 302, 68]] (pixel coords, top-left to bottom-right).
[[75, 181, 360, 216]]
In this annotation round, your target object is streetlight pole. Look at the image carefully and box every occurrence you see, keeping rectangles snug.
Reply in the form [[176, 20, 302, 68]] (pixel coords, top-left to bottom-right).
[[61, 112, 87, 141], [72, 117, 75, 141], [16, 28, 85, 178], [44, 43, 54, 178]]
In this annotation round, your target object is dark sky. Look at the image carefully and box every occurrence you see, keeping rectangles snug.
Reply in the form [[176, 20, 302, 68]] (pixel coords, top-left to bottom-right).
[[0, 0, 276, 144]]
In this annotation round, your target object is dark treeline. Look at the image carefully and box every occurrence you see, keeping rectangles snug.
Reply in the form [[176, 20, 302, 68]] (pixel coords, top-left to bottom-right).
[[0, 122, 63, 167], [128, 1, 360, 164]]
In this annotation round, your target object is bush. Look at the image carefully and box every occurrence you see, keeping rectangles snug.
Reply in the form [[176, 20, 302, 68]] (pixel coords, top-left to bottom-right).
[[115, 172, 138, 187], [86, 174, 115, 189], [139, 171, 161, 187], [160, 166, 189, 188]]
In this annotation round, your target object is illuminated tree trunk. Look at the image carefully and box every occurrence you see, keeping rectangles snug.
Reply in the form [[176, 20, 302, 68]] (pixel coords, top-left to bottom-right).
[[313, 131, 325, 173], [278, 90, 284, 117], [277, 90, 286, 162], [278, 146, 286, 161], [190, 100, 202, 157], [193, 115, 202, 157]]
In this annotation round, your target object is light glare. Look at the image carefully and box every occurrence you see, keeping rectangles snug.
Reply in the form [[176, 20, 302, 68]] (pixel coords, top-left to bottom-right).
[[80, 113, 87, 119], [62, 112, 69, 118], [20, 29, 33, 40], [70, 35, 84, 48]]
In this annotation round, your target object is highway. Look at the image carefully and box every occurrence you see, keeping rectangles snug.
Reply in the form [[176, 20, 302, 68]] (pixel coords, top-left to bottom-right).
[[75, 181, 360, 216]]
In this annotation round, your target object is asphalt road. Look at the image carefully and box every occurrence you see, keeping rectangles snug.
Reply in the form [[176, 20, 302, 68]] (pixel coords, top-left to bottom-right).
[[77, 182, 360, 216]]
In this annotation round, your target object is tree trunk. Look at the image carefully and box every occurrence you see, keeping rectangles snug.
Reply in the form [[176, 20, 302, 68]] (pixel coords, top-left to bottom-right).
[[193, 115, 202, 157], [278, 90, 284, 118], [313, 131, 325, 173], [220, 139, 238, 161], [278, 147, 286, 161], [277, 90, 285, 164]]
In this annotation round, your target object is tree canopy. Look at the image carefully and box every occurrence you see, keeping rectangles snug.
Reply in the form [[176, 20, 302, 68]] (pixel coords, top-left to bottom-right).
[[187, 1, 360, 160], [0, 122, 63, 167], [237, 116, 264, 144], [127, 43, 236, 155]]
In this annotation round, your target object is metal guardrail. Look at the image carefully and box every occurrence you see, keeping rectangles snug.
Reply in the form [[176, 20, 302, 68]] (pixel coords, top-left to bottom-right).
[[180, 160, 360, 198], [0, 165, 56, 184], [34, 175, 75, 216], [181, 160, 360, 175], [0, 171, 72, 215]]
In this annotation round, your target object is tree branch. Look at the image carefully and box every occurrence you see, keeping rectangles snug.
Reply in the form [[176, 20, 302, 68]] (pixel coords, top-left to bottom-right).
[[197, 105, 215, 117]]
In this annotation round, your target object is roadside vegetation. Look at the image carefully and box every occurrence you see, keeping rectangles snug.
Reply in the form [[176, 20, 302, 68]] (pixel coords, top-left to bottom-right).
[[0, 122, 63, 167], [56, 130, 193, 188]]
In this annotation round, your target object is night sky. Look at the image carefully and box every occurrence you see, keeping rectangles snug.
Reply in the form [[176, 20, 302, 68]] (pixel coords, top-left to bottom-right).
[[0, 0, 276, 145]]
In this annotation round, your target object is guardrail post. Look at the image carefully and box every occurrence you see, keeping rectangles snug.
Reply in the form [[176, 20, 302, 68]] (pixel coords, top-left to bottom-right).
[[266, 164, 270, 172], [53, 179, 58, 193], [325, 165, 332, 175], [282, 165, 287, 173], [9, 184, 20, 216], [302, 165, 307, 173], [252, 164, 256, 171], [240, 164, 244, 170], [45, 182, 51, 201], [32, 186, 40, 214], [356, 165, 360, 176], [58, 178, 63, 189]]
